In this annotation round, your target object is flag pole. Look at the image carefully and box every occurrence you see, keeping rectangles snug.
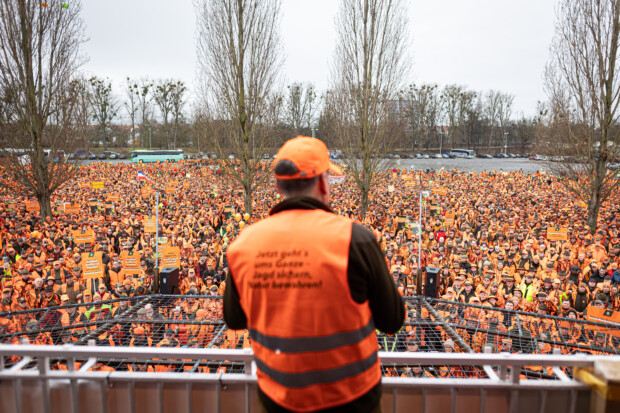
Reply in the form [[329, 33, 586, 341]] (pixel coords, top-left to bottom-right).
[[155, 191, 159, 269]]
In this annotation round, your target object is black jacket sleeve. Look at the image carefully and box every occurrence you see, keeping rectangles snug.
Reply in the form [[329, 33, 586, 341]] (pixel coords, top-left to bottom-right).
[[223, 270, 248, 330], [348, 223, 405, 334]]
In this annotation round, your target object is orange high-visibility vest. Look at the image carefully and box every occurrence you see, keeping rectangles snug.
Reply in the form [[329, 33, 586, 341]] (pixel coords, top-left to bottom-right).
[[228, 208, 381, 412]]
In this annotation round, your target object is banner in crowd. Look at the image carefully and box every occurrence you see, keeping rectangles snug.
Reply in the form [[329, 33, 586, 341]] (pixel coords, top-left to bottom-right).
[[107, 194, 120, 202], [141, 186, 154, 197], [546, 227, 568, 241], [72, 230, 95, 244], [91, 181, 104, 189], [25, 202, 39, 212], [585, 307, 620, 338], [432, 187, 448, 196], [408, 221, 420, 236], [81, 252, 104, 279], [120, 251, 141, 275], [64, 204, 79, 214], [161, 246, 180, 269], [445, 212, 455, 227], [144, 216, 157, 233]]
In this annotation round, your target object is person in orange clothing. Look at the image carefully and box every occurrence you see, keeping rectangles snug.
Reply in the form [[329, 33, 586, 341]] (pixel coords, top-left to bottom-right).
[[589, 332, 614, 355], [40, 285, 61, 308], [12, 269, 34, 299], [89, 362, 115, 372], [1, 287, 17, 312], [156, 329, 180, 348], [224, 136, 404, 413], [129, 326, 153, 347], [96, 285, 112, 301], [401, 365, 435, 378], [55, 271, 86, 305], [179, 269, 205, 295], [60, 295, 88, 339], [21, 320, 53, 345], [187, 308, 215, 347]]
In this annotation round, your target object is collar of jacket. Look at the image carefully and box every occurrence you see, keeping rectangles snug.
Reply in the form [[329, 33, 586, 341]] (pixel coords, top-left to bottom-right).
[[269, 196, 333, 216]]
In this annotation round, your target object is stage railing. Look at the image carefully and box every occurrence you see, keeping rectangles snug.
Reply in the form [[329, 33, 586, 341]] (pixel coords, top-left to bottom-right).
[[1, 345, 618, 413]]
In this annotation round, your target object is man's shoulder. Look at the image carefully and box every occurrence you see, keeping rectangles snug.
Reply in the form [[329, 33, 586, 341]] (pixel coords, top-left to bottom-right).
[[351, 222, 376, 243]]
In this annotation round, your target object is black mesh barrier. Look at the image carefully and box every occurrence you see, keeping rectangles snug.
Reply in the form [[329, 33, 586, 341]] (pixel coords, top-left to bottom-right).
[[1, 295, 618, 378]]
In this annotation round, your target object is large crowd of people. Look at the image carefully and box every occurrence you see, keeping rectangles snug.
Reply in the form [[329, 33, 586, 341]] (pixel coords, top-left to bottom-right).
[[0, 160, 618, 374]]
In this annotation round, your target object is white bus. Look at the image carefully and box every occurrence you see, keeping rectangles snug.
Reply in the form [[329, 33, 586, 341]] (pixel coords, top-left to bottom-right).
[[448, 149, 476, 159], [130, 150, 184, 163]]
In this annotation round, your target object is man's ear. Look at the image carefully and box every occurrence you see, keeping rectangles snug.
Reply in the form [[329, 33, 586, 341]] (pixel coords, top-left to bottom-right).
[[317, 173, 328, 196], [275, 181, 284, 196]]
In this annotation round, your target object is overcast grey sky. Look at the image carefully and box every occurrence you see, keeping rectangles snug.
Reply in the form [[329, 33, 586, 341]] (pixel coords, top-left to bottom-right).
[[81, 0, 556, 118]]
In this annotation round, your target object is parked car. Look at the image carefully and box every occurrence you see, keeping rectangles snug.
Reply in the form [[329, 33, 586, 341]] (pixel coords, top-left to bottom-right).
[[88, 152, 97, 160], [68, 153, 76, 160], [119, 153, 127, 160], [109, 152, 119, 159], [98, 153, 106, 160], [415, 153, 423, 159], [422, 154, 430, 159]]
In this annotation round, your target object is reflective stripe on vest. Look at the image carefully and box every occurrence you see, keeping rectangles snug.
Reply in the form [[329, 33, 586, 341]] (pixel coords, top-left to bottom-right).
[[249, 318, 375, 354], [228, 208, 381, 411], [253, 351, 378, 389]]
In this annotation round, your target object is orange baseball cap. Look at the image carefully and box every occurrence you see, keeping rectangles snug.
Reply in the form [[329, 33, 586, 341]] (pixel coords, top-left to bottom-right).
[[273, 136, 342, 180]]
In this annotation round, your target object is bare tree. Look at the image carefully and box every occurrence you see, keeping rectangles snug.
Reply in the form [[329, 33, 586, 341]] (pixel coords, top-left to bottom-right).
[[125, 78, 139, 150], [401, 83, 441, 151], [191, 105, 209, 153], [439, 85, 477, 151], [196, 0, 283, 213], [153, 79, 174, 149], [89, 77, 118, 152], [329, 0, 410, 218], [0, 0, 86, 218], [484, 90, 501, 150], [137, 78, 153, 148], [497, 92, 514, 152], [170, 80, 187, 150], [284, 82, 319, 136], [544, 0, 620, 233]]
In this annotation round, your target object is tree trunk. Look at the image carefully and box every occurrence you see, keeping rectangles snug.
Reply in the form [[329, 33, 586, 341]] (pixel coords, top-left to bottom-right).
[[243, 180, 253, 215], [587, 163, 605, 234], [37, 191, 52, 220], [360, 188, 369, 220], [103, 128, 107, 152], [587, 190, 599, 235]]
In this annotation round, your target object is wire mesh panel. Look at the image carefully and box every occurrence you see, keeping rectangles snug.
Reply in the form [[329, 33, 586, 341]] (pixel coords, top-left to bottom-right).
[[1, 295, 619, 379]]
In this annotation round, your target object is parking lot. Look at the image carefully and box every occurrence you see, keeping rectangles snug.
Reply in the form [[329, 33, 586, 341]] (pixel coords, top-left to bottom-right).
[[380, 157, 548, 173], [81, 156, 549, 174]]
